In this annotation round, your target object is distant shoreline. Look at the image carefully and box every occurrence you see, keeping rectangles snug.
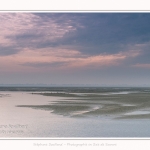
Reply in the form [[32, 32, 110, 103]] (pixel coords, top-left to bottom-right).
[[0, 86, 150, 92]]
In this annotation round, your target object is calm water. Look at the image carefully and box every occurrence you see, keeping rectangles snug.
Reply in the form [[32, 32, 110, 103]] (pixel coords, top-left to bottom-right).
[[0, 91, 150, 137]]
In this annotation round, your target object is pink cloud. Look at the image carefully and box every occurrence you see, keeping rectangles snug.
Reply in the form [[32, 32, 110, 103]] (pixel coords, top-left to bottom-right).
[[0, 47, 141, 72], [133, 63, 150, 68], [0, 13, 76, 47]]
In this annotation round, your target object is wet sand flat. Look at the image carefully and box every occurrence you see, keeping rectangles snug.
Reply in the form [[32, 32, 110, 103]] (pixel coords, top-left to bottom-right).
[[1, 88, 150, 137], [17, 90, 150, 119]]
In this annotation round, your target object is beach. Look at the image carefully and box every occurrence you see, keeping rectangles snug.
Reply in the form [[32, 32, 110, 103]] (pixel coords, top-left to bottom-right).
[[1, 87, 150, 137]]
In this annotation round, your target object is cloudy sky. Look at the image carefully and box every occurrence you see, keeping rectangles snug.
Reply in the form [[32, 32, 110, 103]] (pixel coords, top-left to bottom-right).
[[0, 13, 150, 86]]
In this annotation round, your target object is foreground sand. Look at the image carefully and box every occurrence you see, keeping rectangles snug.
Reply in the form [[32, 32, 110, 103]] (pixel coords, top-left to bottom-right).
[[17, 91, 150, 119]]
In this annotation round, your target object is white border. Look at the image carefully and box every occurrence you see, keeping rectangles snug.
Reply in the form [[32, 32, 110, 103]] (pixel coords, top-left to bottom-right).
[[0, 0, 150, 11]]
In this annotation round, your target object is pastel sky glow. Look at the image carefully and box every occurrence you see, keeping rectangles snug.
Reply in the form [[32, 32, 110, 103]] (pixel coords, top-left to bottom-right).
[[1, 13, 150, 86]]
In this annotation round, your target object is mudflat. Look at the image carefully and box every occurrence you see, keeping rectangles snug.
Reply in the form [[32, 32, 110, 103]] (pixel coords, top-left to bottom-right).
[[17, 90, 150, 119]]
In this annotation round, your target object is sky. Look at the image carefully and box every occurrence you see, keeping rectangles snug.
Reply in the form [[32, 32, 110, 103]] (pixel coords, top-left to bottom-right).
[[0, 13, 150, 86]]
